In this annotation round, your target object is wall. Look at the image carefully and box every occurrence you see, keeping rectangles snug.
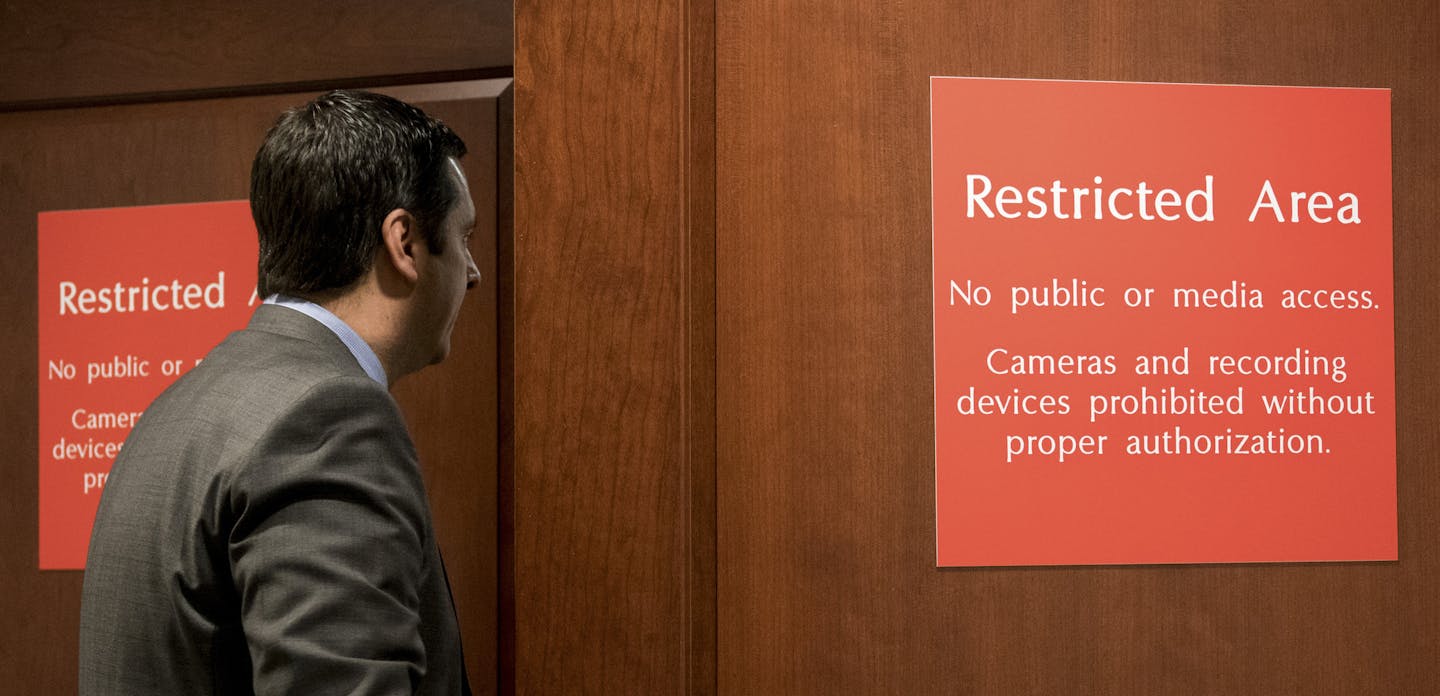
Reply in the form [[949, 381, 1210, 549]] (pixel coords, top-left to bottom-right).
[[514, 0, 1438, 693], [714, 2, 1437, 693]]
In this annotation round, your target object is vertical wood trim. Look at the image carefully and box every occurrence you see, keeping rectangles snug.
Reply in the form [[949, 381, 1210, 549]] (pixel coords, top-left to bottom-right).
[[512, 0, 716, 690], [684, 0, 719, 692], [495, 84, 517, 696]]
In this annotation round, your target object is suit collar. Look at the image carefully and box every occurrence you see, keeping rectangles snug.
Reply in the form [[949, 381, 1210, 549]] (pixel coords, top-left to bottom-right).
[[244, 304, 370, 379]]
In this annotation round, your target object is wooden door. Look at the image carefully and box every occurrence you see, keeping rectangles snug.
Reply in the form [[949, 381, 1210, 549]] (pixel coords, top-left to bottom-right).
[[0, 81, 506, 694]]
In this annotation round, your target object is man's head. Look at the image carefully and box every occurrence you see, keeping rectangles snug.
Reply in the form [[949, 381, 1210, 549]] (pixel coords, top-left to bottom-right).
[[250, 89, 468, 299]]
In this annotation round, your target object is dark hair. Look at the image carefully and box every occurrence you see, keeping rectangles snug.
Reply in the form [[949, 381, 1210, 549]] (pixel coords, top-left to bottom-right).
[[249, 90, 467, 297]]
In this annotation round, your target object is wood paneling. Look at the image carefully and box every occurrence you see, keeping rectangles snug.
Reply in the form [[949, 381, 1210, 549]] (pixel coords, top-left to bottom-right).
[[511, 0, 716, 692], [496, 83, 518, 696], [686, 0, 719, 693], [0, 0, 512, 110], [715, 1, 1438, 694], [0, 85, 504, 694]]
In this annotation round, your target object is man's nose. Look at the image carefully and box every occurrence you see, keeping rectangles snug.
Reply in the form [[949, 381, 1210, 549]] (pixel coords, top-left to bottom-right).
[[465, 252, 480, 290]]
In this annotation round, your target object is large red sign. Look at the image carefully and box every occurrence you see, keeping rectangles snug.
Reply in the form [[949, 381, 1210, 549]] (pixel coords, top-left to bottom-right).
[[38, 201, 257, 570], [931, 78, 1394, 566]]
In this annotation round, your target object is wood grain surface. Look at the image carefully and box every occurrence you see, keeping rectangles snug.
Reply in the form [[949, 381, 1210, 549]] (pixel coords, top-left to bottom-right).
[[0, 0, 512, 110], [714, 1, 1437, 694], [4, 0, 1436, 693], [686, 0, 720, 693], [512, 0, 715, 692]]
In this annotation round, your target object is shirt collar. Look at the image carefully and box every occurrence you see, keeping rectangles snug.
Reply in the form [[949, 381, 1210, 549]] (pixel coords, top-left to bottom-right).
[[263, 294, 388, 386]]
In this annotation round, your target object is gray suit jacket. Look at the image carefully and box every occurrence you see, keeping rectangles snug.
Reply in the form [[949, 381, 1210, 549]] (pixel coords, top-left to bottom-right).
[[79, 305, 467, 695]]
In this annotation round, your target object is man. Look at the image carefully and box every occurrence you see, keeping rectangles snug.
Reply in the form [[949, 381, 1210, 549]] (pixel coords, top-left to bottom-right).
[[79, 90, 478, 695]]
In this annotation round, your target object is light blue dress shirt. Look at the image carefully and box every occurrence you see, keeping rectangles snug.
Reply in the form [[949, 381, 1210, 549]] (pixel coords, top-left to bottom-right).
[[263, 295, 387, 386]]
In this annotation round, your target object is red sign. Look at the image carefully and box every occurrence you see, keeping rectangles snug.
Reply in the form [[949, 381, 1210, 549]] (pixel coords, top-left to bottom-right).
[[931, 78, 1394, 566], [38, 201, 257, 570]]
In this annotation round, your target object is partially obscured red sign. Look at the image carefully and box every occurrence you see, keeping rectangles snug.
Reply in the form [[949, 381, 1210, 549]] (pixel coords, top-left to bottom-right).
[[931, 78, 1394, 566], [38, 201, 257, 570]]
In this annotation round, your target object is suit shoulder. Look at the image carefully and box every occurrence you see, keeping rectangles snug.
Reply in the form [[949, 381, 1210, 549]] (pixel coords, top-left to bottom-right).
[[141, 325, 370, 421]]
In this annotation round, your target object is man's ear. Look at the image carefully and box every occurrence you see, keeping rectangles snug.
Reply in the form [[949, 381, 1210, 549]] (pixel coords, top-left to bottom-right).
[[379, 208, 420, 284]]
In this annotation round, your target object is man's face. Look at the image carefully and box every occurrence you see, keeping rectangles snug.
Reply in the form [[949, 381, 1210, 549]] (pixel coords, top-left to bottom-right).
[[414, 157, 480, 366]]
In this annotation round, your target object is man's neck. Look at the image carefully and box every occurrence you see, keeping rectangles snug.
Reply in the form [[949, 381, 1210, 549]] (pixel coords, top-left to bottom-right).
[[309, 287, 414, 388]]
